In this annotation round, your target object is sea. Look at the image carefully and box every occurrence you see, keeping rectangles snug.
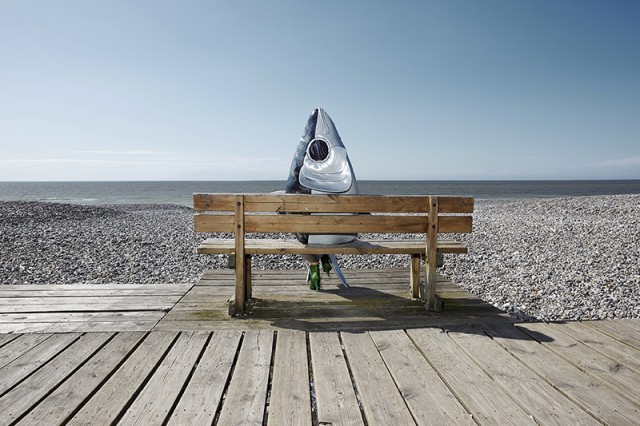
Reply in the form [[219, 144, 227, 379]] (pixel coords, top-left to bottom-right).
[[1, 180, 639, 207]]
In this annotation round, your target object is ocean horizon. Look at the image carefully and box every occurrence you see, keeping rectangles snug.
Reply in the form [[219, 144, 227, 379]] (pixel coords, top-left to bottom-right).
[[1, 180, 639, 207]]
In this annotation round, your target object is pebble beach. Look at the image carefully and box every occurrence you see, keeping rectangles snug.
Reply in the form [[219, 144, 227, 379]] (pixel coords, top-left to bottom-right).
[[1, 195, 638, 322]]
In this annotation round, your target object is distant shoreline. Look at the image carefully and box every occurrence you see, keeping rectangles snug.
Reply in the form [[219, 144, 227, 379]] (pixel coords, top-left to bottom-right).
[[1, 179, 639, 206]]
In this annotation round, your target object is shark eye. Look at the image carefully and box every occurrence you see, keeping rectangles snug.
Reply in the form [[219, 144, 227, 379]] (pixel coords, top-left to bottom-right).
[[308, 139, 330, 161]]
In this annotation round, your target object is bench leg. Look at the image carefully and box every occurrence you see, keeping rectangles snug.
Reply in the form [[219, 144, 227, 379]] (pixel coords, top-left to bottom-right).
[[245, 255, 252, 300], [425, 252, 442, 312], [230, 255, 252, 316], [410, 254, 421, 298], [234, 253, 246, 315]]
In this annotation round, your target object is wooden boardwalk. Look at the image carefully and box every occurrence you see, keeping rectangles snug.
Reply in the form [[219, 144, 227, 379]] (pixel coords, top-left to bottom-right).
[[0, 269, 639, 425]]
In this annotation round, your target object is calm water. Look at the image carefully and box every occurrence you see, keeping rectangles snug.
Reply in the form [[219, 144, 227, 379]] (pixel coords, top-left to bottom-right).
[[1, 180, 639, 207]]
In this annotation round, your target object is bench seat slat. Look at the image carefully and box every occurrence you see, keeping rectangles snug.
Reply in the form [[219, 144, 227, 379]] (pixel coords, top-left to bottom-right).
[[197, 238, 468, 255]]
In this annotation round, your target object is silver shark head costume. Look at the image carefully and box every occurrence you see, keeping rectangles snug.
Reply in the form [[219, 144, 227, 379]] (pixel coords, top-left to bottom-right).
[[286, 107, 359, 245]]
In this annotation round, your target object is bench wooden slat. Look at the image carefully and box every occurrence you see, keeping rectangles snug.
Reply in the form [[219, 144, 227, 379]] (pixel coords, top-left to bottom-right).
[[438, 196, 474, 214], [439, 216, 473, 233], [246, 194, 430, 213], [193, 193, 237, 211], [197, 238, 468, 255], [194, 194, 474, 214], [246, 215, 428, 234], [194, 214, 472, 234], [193, 214, 235, 233]]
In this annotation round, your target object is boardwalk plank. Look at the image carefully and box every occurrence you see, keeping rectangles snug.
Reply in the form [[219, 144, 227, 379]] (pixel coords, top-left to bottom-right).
[[584, 320, 640, 350], [0, 311, 165, 323], [407, 327, 536, 425], [444, 325, 598, 425], [267, 330, 312, 425], [216, 330, 273, 426], [309, 332, 363, 426], [0, 284, 192, 293], [68, 332, 177, 425], [520, 322, 640, 405], [617, 318, 640, 333], [119, 331, 209, 425], [0, 320, 160, 334], [0, 287, 191, 298], [19, 332, 146, 425], [0, 333, 80, 395], [483, 322, 640, 425], [0, 334, 50, 369], [168, 330, 242, 425], [0, 333, 112, 424], [369, 329, 475, 425], [0, 295, 179, 309], [341, 332, 415, 425], [557, 321, 640, 373], [0, 334, 18, 347]]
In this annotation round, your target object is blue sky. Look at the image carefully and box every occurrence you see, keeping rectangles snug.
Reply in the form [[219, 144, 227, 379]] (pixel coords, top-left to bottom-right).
[[1, 0, 639, 181]]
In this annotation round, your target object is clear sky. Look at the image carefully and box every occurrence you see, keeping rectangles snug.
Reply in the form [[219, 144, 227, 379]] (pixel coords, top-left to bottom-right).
[[1, 0, 639, 181]]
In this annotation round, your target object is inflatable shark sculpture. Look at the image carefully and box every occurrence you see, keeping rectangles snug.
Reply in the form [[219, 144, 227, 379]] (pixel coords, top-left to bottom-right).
[[285, 107, 358, 290]]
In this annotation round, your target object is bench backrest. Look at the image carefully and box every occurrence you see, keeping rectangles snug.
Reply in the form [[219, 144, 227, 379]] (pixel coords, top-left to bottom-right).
[[193, 193, 473, 235]]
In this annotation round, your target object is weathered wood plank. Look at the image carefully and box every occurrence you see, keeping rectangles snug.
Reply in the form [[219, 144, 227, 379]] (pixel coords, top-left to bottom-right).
[[267, 330, 311, 425], [0, 283, 193, 293], [119, 331, 210, 425], [198, 238, 468, 255], [20, 332, 146, 425], [246, 194, 431, 213], [0, 320, 159, 334], [0, 295, 179, 314], [168, 330, 242, 425], [617, 318, 640, 333], [557, 321, 640, 373], [0, 286, 192, 298], [68, 332, 178, 425], [341, 332, 415, 425], [437, 196, 474, 213], [482, 322, 640, 425], [519, 322, 640, 404], [0, 333, 80, 394], [584, 319, 640, 350], [0, 334, 19, 347], [194, 194, 474, 214], [0, 295, 181, 306], [216, 330, 273, 426], [309, 332, 363, 426], [0, 333, 112, 424], [444, 325, 598, 424], [369, 329, 475, 425], [193, 213, 236, 232], [0, 304, 174, 314], [0, 311, 165, 323], [407, 327, 537, 425], [0, 334, 50, 370], [196, 213, 427, 234], [193, 193, 237, 211], [196, 213, 472, 235]]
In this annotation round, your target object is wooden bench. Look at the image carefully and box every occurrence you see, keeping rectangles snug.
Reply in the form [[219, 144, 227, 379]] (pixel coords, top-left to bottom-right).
[[194, 193, 474, 315]]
